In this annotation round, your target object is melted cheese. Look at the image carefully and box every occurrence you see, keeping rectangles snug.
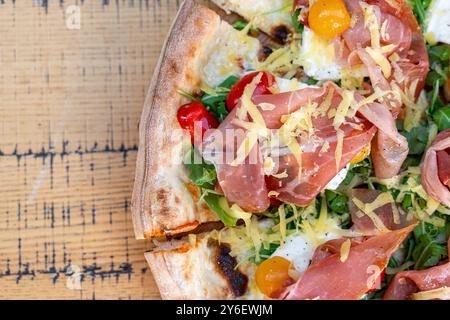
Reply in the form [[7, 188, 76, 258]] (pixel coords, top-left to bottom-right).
[[425, 0, 450, 45], [211, 0, 293, 37], [270, 218, 343, 273], [298, 27, 342, 81], [325, 164, 350, 190], [202, 21, 260, 87]]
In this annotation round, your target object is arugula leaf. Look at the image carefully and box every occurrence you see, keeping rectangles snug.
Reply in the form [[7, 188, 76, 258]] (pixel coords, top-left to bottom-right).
[[401, 193, 413, 210], [184, 149, 240, 227], [401, 155, 422, 170], [432, 105, 450, 131], [428, 45, 450, 62], [291, 8, 304, 33], [184, 149, 217, 188], [250, 243, 281, 264], [342, 157, 373, 185], [404, 222, 449, 270], [232, 20, 248, 31], [408, 0, 432, 26], [203, 193, 238, 227], [325, 190, 349, 214], [201, 75, 238, 122], [399, 122, 430, 155], [305, 78, 319, 85]]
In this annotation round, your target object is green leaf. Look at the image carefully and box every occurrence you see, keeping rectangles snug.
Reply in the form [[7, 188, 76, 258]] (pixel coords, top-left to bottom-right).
[[184, 149, 217, 188], [400, 123, 430, 155], [201, 75, 238, 122], [432, 106, 450, 131], [342, 157, 373, 185], [305, 78, 319, 85], [291, 8, 304, 34], [218, 75, 240, 89], [401, 193, 413, 210], [203, 193, 238, 227], [428, 45, 450, 62], [250, 243, 281, 264], [232, 20, 248, 31], [410, 222, 449, 270], [325, 190, 349, 214], [408, 0, 432, 26]]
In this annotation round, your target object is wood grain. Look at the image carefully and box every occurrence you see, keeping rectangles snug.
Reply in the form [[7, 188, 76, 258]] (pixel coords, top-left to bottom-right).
[[0, 0, 179, 299]]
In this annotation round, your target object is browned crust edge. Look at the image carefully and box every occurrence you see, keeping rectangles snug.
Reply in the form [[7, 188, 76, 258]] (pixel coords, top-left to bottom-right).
[[145, 235, 248, 300], [131, 0, 220, 240]]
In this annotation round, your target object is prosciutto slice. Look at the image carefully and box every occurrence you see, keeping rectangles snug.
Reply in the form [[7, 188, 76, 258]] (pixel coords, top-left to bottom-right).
[[255, 83, 377, 206], [278, 225, 415, 300], [348, 189, 415, 233], [203, 80, 408, 211], [358, 102, 408, 178], [202, 107, 270, 212], [310, 238, 363, 265], [383, 238, 450, 300], [343, 0, 429, 98], [293, 0, 428, 179], [421, 129, 450, 208]]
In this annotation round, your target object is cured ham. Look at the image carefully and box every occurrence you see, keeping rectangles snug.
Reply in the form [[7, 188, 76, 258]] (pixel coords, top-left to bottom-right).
[[421, 129, 450, 208], [358, 102, 408, 179], [310, 238, 362, 265], [202, 106, 270, 212], [341, 0, 429, 102], [203, 82, 379, 211], [277, 225, 415, 300], [293, 0, 429, 178], [383, 238, 450, 300], [293, 0, 429, 99], [348, 189, 415, 233], [203, 78, 410, 211]]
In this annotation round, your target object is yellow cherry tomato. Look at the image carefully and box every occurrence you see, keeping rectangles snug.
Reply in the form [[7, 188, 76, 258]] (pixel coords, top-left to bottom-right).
[[351, 143, 371, 164], [308, 0, 351, 40], [255, 256, 292, 297]]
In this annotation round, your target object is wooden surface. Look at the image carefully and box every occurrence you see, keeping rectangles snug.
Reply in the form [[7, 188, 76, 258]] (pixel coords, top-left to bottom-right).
[[0, 0, 180, 299]]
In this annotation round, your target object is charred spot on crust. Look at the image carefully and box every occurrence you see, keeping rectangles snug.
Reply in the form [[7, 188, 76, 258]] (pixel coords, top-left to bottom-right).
[[272, 25, 290, 43], [259, 46, 273, 60], [156, 189, 169, 203], [213, 242, 248, 297]]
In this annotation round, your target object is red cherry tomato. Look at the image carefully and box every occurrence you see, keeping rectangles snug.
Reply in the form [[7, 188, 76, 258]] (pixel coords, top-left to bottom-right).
[[366, 269, 385, 293], [177, 101, 219, 143], [226, 72, 276, 111]]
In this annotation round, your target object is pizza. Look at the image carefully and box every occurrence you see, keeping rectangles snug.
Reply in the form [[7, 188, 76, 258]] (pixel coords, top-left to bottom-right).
[[131, 0, 450, 300]]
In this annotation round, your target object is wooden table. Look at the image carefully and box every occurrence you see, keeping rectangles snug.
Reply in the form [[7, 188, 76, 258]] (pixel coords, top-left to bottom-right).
[[0, 0, 179, 299]]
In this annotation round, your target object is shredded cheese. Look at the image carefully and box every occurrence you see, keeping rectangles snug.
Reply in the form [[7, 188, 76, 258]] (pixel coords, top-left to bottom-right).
[[365, 47, 392, 78], [268, 190, 280, 197], [333, 90, 354, 130], [231, 130, 259, 166], [278, 205, 287, 245], [411, 287, 450, 300], [340, 239, 352, 263], [230, 203, 253, 220], [352, 193, 395, 232], [335, 129, 345, 172], [360, 2, 381, 48], [259, 102, 276, 111]]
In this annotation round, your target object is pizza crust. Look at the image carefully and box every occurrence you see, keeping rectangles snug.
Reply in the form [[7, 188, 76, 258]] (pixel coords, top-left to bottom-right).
[[146, 234, 249, 300], [131, 0, 262, 239]]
